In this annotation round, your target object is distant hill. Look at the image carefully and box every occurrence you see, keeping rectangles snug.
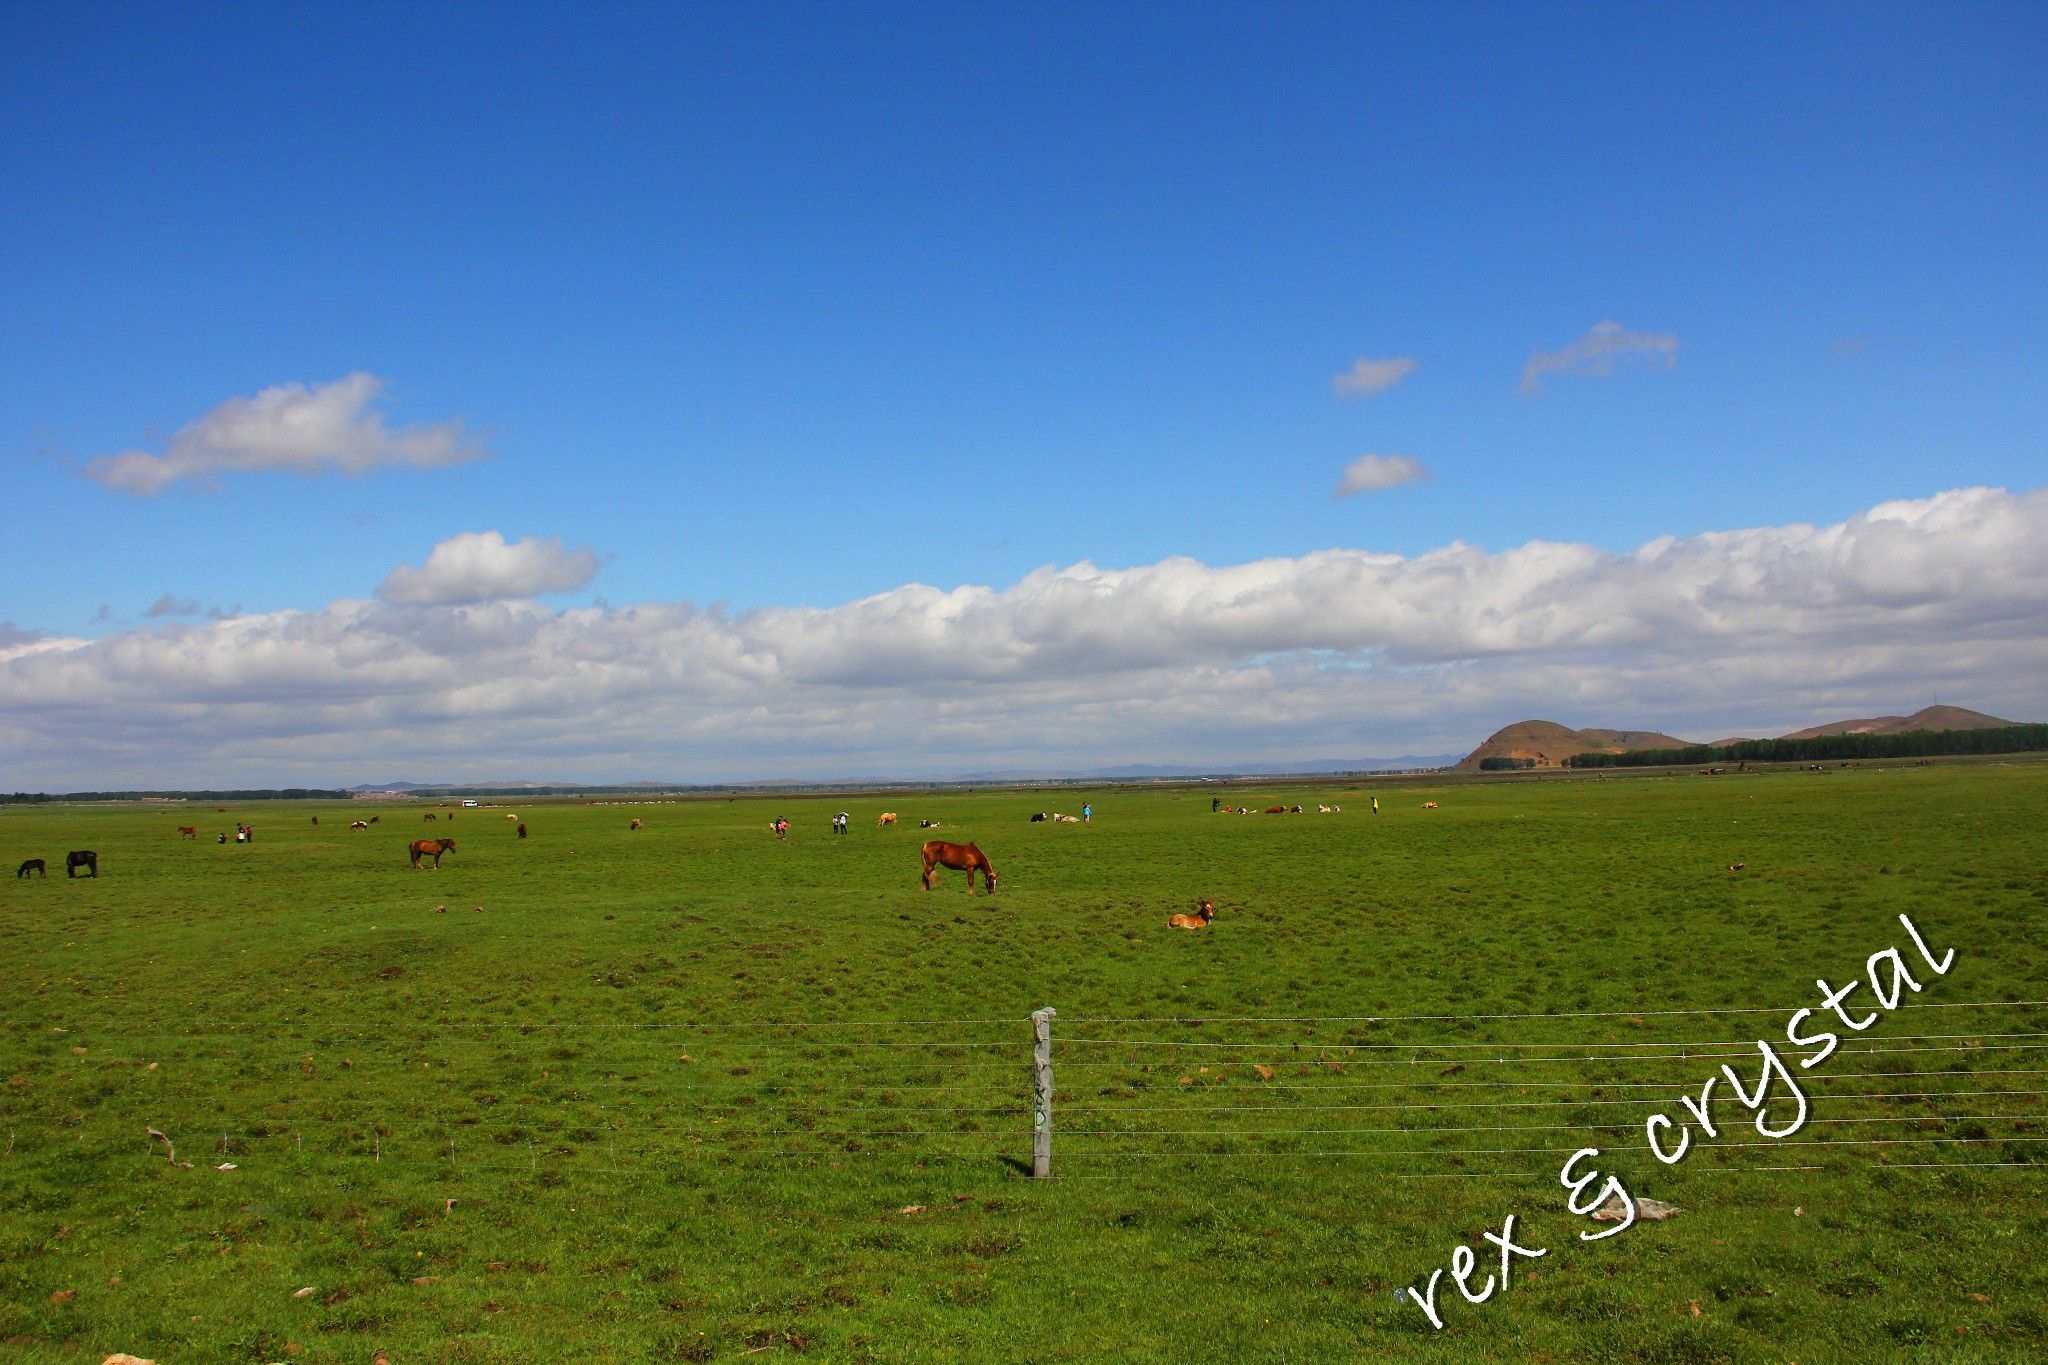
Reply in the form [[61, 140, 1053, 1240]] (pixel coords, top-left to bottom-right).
[[1457, 721, 1689, 771], [1778, 705, 2013, 741]]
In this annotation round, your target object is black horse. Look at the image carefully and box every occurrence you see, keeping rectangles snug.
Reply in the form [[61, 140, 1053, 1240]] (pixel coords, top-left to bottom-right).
[[66, 850, 98, 878], [16, 858, 45, 878]]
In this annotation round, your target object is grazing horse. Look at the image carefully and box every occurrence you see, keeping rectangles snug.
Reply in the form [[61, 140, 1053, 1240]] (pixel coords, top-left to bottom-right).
[[921, 840, 996, 894], [369, 815, 380, 823], [409, 838, 455, 870], [1167, 899, 1215, 930], [16, 858, 45, 878], [66, 850, 98, 878], [423, 812, 438, 821], [177, 826, 198, 839], [877, 812, 897, 827]]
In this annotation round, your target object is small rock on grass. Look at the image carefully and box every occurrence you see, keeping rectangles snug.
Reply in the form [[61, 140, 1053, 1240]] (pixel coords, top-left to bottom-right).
[[1591, 1193, 1681, 1221], [292, 1285, 317, 1298]]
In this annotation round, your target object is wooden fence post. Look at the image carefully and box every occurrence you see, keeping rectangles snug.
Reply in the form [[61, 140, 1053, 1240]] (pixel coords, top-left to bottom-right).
[[1031, 1006, 1057, 1178]]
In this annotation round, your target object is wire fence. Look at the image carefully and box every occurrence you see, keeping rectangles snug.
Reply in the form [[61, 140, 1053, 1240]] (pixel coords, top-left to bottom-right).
[[6, 999, 2046, 1184]]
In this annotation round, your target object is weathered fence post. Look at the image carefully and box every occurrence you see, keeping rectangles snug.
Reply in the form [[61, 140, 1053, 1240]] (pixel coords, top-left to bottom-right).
[[1031, 1006, 1057, 1178]]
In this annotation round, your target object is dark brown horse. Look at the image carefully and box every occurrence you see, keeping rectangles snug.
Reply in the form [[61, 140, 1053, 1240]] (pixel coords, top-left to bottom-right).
[[16, 858, 45, 878], [66, 850, 98, 878], [921, 840, 996, 894], [409, 838, 455, 869]]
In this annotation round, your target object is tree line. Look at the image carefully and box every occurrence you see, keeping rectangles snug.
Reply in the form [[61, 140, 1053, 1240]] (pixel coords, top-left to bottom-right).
[[1565, 724, 2048, 769]]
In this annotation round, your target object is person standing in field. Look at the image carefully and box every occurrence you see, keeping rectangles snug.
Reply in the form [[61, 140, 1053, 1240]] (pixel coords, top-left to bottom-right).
[[1371, 797, 1379, 815], [1081, 802, 1092, 823]]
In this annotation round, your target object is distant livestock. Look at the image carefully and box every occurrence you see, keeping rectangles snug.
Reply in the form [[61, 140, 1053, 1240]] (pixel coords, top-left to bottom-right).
[[630, 819, 642, 830], [409, 838, 456, 870], [177, 826, 198, 839], [424, 813, 438, 821], [351, 820, 369, 830], [1030, 812, 1047, 823], [66, 850, 98, 878], [1167, 899, 1216, 930], [506, 813, 519, 820], [16, 858, 45, 878], [921, 840, 997, 894], [1265, 806, 1287, 815], [877, 812, 898, 827], [1421, 801, 1439, 810]]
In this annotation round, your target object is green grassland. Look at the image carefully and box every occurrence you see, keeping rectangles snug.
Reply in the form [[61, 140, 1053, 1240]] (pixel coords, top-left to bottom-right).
[[3, 762, 2045, 1363]]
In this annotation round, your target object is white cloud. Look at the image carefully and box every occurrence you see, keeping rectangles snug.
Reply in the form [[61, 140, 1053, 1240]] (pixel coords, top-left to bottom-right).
[[84, 373, 488, 495], [1331, 356, 1418, 399], [1333, 453, 1428, 499], [0, 622, 46, 650], [1520, 320, 1678, 394], [3, 487, 2044, 787], [376, 531, 601, 605]]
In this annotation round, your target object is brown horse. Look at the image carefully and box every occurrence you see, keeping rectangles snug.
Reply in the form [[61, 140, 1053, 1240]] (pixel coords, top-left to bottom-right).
[[409, 838, 455, 869], [921, 840, 996, 894]]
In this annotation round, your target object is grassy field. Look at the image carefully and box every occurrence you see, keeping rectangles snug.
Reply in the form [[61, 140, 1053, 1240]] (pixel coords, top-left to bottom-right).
[[3, 761, 2045, 1363]]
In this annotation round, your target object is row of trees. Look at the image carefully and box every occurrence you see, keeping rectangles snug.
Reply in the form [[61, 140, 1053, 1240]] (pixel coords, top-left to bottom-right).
[[1566, 724, 2048, 769]]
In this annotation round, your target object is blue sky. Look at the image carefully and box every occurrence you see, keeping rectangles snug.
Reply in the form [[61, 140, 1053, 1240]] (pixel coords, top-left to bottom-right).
[[2, 3, 2044, 785]]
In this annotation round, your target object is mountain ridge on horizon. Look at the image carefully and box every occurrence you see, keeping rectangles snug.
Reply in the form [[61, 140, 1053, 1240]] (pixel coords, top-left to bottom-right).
[[344, 754, 1463, 792], [1458, 704, 2020, 770]]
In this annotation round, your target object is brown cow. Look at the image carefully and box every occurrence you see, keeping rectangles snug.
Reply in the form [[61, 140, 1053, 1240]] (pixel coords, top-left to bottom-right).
[[409, 838, 455, 870], [423, 812, 437, 821], [1167, 899, 1216, 930], [877, 812, 898, 827], [630, 819, 642, 830], [1264, 806, 1287, 814], [177, 826, 198, 839], [921, 840, 996, 894]]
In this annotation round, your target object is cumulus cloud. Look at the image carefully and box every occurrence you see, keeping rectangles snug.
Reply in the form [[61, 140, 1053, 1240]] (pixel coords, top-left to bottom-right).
[[144, 594, 201, 618], [0, 622, 46, 650], [3, 487, 2044, 787], [1331, 355, 1418, 399], [84, 373, 488, 495], [1333, 454, 1428, 499], [376, 530, 601, 605], [1520, 320, 1678, 394]]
